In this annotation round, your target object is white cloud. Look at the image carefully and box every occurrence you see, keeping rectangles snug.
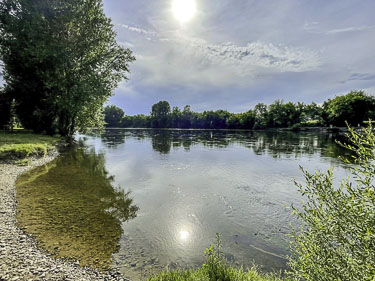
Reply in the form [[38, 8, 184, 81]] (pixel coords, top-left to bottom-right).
[[185, 39, 319, 73], [326, 25, 375, 34], [304, 22, 375, 35], [120, 25, 320, 87], [118, 24, 157, 37], [119, 41, 134, 48]]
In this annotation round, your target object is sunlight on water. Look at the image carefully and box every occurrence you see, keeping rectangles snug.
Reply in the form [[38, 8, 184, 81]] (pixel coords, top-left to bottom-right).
[[179, 230, 190, 241], [17, 130, 351, 280]]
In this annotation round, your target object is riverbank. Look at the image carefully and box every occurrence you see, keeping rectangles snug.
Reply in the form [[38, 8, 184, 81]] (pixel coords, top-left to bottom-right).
[[0, 134, 128, 280]]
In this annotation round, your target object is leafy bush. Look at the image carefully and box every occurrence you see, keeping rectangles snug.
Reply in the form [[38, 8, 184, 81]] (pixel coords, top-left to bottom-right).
[[288, 122, 375, 280]]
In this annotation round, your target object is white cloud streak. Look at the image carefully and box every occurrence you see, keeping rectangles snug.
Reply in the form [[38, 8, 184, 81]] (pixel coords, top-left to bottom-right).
[[121, 25, 320, 87], [304, 22, 375, 35], [118, 24, 157, 36]]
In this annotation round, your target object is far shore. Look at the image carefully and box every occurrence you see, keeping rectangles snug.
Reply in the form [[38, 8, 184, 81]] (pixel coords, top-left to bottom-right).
[[100, 126, 348, 133]]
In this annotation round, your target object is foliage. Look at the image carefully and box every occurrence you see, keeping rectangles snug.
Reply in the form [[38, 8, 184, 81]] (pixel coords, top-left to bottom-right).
[[288, 122, 375, 280], [0, 0, 135, 138], [122, 114, 151, 128], [104, 91, 374, 130], [300, 103, 324, 126], [0, 89, 11, 128], [266, 100, 303, 128], [151, 101, 171, 128], [323, 90, 375, 127], [104, 105, 125, 128], [148, 234, 283, 281]]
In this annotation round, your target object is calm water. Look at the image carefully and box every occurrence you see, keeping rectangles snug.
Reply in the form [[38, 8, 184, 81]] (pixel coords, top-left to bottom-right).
[[17, 129, 351, 280]]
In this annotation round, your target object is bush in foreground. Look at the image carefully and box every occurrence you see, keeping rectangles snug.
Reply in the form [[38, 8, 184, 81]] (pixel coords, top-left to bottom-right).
[[288, 122, 375, 280]]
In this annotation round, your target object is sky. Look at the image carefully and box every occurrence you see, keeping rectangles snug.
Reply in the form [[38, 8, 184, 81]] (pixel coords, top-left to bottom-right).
[[1, 0, 375, 115], [102, 0, 375, 115]]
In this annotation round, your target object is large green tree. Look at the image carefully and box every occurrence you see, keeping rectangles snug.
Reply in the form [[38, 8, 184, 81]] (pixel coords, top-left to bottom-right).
[[104, 105, 124, 128], [0, 0, 135, 138], [323, 91, 375, 127], [151, 101, 171, 128], [0, 88, 11, 128]]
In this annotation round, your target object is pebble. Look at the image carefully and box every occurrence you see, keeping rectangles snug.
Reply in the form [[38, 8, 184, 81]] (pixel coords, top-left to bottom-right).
[[0, 153, 130, 281]]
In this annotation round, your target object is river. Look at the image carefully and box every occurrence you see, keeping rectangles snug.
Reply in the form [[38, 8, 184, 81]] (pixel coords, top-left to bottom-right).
[[16, 129, 351, 280]]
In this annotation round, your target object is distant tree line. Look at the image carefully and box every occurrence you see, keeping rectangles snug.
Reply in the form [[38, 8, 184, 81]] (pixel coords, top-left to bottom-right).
[[104, 91, 375, 129]]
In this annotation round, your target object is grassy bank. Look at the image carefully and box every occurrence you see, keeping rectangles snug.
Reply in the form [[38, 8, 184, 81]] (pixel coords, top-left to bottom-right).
[[0, 131, 59, 160]]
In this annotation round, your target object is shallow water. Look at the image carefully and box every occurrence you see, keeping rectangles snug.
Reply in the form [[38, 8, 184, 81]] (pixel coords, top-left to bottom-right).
[[17, 129, 350, 280]]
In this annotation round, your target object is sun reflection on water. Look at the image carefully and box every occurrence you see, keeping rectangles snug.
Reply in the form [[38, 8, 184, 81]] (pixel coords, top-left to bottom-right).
[[179, 230, 190, 241]]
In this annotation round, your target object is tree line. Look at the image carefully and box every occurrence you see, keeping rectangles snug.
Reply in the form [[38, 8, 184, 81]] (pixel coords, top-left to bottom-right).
[[0, 0, 134, 140], [104, 90, 375, 130]]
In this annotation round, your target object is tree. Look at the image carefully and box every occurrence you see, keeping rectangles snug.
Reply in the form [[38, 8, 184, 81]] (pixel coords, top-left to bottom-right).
[[104, 105, 124, 128], [323, 91, 375, 127], [181, 105, 193, 129], [0, 0, 135, 138], [253, 103, 268, 129], [170, 106, 181, 128], [240, 110, 256, 129], [151, 101, 171, 128], [0, 88, 11, 128], [226, 114, 241, 129], [266, 100, 302, 128], [301, 102, 324, 126], [289, 123, 375, 280]]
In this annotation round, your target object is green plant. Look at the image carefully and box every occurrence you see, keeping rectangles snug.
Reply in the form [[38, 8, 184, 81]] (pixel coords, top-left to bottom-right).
[[288, 122, 375, 280], [148, 234, 283, 281], [203, 233, 225, 281]]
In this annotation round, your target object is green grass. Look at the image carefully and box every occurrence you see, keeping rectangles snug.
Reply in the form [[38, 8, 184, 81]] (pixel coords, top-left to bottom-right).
[[148, 240, 286, 281], [0, 131, 59, 160], [148, 266, 284, 281]]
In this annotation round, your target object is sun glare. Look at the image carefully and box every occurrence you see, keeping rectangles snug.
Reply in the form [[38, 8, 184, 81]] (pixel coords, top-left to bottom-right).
[[172, 0, 196, 23], [179, 230, 190, 241]]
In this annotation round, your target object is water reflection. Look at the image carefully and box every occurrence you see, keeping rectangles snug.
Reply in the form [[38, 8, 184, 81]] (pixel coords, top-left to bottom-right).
[[18, 129, 352, 280], [16, 147, 139, 270], [90, 129, 351, 280], [91, 129, 351, 160], [179, 230, 190, 242]]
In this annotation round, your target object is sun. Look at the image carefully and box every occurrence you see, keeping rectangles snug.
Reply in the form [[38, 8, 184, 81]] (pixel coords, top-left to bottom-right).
[[172, 0, 196, 23]]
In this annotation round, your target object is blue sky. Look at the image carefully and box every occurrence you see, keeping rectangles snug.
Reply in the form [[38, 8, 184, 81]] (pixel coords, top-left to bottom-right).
[[1, 0, 375, 115], [102, 0, 375, 115]]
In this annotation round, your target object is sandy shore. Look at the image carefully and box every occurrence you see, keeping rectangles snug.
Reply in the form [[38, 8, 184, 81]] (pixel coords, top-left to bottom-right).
[[0, 152, 128, 281]]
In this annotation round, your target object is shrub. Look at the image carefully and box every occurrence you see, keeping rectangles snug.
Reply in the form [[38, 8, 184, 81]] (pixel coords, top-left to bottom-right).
[[288, 122, 375, 280]]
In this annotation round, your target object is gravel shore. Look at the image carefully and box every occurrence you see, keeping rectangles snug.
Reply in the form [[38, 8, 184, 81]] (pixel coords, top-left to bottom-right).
[[0, 152, 129, 281]]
